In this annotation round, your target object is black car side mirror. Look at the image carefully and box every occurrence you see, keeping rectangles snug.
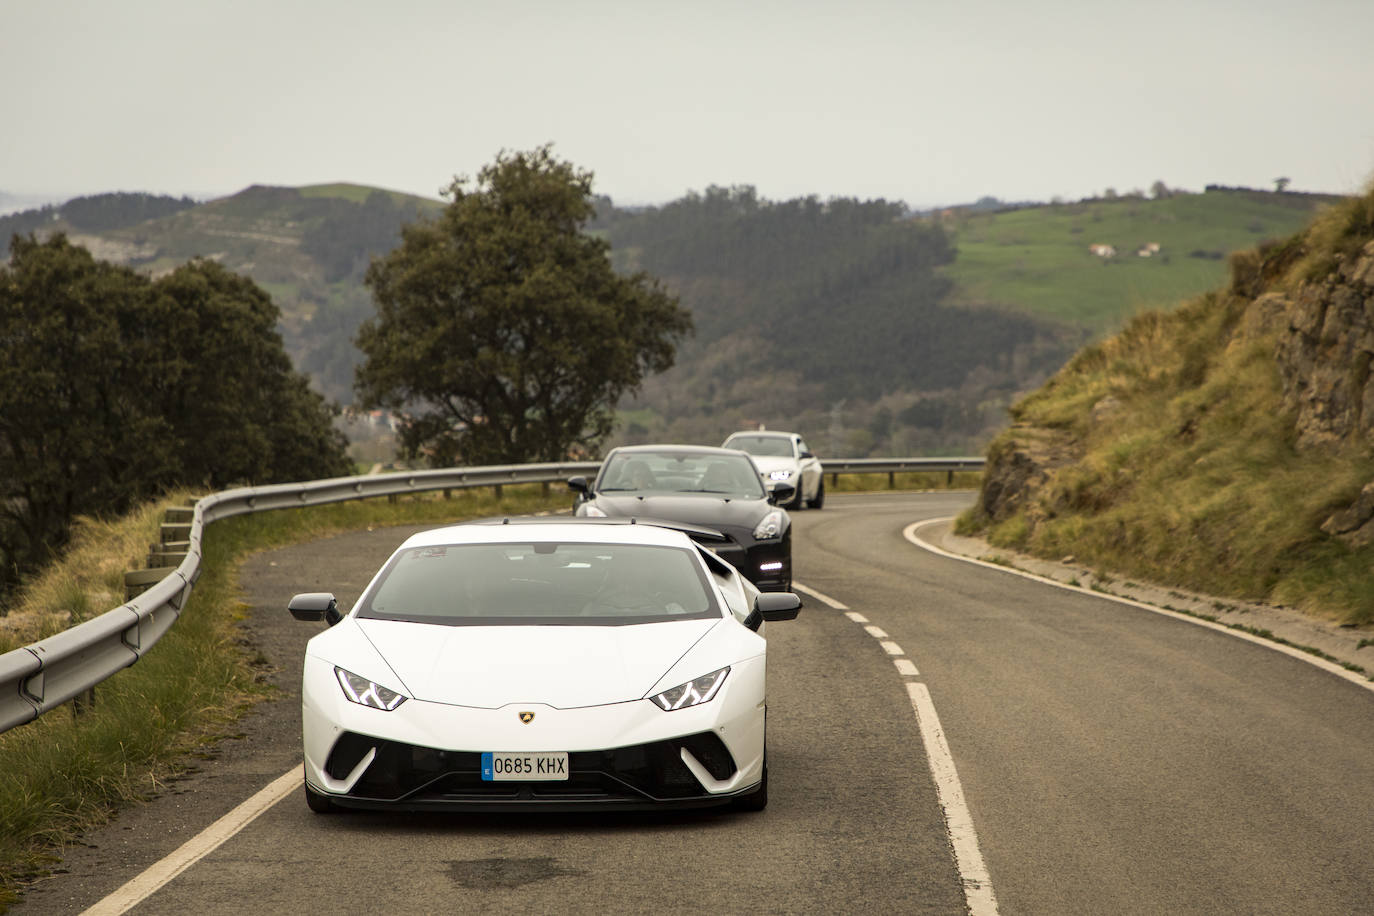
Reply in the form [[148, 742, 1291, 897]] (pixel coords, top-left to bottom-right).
[[743, 592, 803, 631], [289, 592, 342, 626], [567, 476, 591, 496]]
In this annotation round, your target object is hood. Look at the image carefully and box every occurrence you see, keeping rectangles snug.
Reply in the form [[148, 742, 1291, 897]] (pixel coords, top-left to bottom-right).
[[357, 617, 720, 708], [592, 493, 769, 531]]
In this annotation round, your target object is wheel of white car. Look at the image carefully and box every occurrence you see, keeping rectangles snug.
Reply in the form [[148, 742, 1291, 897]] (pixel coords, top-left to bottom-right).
[[807, 479, 825, 510]]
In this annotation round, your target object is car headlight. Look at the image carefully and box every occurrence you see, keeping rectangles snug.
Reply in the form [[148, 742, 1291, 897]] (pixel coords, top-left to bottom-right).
[[335, 667, 407, 711], [579, 504, 607, 517], [768, 469, 794, 481], [753, 509, 784, 539], [650, 667, 729, 711]]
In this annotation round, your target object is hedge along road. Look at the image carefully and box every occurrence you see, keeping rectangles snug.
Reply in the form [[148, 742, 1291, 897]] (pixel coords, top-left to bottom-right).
[[17, 492, 1374, 914]]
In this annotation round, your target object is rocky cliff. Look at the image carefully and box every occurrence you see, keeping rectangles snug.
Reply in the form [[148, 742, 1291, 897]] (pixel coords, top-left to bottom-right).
[[969, 188, 1374, 621]]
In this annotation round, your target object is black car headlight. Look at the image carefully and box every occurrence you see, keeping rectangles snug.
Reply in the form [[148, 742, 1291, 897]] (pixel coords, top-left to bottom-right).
[[335, 666, 408, 711], [753, 509, 785, 540], [650, 667, 730, 711]]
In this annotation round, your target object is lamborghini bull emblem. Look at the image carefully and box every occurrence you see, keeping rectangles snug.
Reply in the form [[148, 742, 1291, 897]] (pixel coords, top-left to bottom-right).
[[518, 711, 535, 724]]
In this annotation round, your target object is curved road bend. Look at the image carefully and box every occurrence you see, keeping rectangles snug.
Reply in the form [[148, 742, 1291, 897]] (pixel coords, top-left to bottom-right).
[[15, 492, 1374, 914]]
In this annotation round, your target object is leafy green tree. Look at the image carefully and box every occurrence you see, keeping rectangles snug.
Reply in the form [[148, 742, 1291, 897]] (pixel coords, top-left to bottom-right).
[[0, 235, 351, 601], [355, 146, 692, 465], [0, 235, 174, 595], [150, 259, 352, 488]]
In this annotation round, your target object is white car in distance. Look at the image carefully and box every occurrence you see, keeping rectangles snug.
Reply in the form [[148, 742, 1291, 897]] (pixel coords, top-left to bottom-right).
[[722, 430, 824, 510]]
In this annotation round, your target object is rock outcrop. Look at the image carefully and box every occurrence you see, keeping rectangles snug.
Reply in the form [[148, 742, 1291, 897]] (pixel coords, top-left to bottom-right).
[[978, 225, 1374, 546], [1275, 239, 1374, 451]]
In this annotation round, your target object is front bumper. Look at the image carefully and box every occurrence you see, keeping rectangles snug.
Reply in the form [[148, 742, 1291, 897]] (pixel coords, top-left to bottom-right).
[[301, 654, 766, 811], [713, 532, 791, 591]]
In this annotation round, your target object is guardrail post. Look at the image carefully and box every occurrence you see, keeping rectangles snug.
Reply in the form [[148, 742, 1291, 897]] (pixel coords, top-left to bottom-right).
[[72, 687, 95, 720], [888, 471, 896, 489], [124, 567, 180, 601], [493, 484, 503, 498]]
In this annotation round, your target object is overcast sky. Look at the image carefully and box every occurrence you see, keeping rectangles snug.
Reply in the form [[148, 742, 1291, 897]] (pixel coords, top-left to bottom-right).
[[4, 0, 1373, 211]]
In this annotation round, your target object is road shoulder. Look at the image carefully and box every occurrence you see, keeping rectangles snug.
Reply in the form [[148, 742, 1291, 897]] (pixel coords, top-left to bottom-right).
[[919, 517, 1373, 677]]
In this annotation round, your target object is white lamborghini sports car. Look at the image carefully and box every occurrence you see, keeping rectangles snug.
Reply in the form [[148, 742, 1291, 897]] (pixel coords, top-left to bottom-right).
[[288, 517, 801, 813]]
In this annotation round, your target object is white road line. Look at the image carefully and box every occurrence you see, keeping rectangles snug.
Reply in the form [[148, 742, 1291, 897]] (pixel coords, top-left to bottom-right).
[[794, 579, 999, 915], [907, 682, 1000, 916], [83, 766, 301, 916], [904, 519, 1374, 695], [792, 581, 850, 609], [894, 658, 921, 677]]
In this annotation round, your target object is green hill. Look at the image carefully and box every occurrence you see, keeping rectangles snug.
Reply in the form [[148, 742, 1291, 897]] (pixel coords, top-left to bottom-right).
[[2, 185, 445, 404], [2, 181, 1344, 458], [940, 188, 1339, 330], [961, 186, 1374, 626]]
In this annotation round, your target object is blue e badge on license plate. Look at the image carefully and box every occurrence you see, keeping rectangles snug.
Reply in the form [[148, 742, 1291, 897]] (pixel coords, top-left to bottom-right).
[[481, 751, 570, 781]]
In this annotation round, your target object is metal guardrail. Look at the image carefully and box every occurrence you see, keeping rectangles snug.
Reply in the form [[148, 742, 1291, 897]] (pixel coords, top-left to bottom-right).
[[819, 456, 986, 480], [0, 455, 982, 734]]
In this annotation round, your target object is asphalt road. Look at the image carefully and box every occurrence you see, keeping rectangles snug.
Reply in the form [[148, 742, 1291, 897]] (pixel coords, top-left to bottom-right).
[[15, 492, 1374, 915]]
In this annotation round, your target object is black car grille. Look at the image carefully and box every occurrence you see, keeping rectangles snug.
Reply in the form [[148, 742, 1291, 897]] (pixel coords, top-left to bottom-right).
[[325, 731, 738, 805]]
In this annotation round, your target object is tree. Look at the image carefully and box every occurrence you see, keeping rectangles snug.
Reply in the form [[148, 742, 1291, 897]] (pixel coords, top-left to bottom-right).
[[0, 235, 351, 601], [150, 259, 351, 488], [0, 235, 174, 596], [354, 146, 692, 465], [1274, 177, 1291, 193]]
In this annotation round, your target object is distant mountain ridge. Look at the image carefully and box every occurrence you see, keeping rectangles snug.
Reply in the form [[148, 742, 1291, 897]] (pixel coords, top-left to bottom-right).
[[1, 182, 1340, 455]]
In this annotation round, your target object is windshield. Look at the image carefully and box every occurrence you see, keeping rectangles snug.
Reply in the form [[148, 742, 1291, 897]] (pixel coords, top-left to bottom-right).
[[724, 435, 795, 458], [357, 541, 720, 626], [598, 450, 767, 498]]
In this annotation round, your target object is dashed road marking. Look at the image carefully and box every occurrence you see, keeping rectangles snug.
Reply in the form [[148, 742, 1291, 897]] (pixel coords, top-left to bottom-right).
[[794, 578, 1000, 916], [793, 581, 849, 609]]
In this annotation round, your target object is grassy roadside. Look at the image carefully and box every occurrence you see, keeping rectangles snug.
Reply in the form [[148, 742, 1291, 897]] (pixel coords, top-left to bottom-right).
[[0, 484, 567, 908]]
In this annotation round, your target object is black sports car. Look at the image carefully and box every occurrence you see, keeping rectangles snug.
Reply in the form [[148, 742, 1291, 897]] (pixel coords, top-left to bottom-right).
[[569, 445, 793, 591]]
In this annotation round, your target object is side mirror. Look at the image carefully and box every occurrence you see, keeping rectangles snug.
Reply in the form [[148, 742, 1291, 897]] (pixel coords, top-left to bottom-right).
[[743, 592, 802, 631], [768, 481, 796, 505], [567, 476, 591, 496], [289, 592, 342, 626], [800, 450, 815, 459]]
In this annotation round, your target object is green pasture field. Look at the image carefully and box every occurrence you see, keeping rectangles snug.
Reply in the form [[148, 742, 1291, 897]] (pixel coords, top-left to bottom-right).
[[941, 190, 1337, 332], [297, 183, 443, 210]]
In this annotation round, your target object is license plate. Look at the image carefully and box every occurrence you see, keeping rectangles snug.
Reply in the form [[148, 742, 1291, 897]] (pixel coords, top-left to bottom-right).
[[481, 751, 569, 781]]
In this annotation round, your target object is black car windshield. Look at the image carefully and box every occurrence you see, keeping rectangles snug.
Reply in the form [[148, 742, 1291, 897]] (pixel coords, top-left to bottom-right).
[[724, 435, 794, 458], [599, 451, 767, 499], [358, 542, 721, 626]]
